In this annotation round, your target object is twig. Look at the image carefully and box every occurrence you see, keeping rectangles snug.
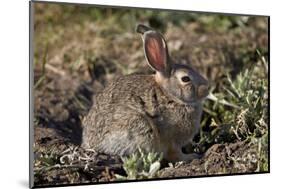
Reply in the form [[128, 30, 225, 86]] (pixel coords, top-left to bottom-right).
[[34, 163, 122, 173], [207, 93, 241, 109], [45, 63, 66, 76]]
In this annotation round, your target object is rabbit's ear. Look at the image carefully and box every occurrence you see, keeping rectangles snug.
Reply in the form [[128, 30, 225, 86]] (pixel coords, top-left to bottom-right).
[[143, 31, 171, 77]]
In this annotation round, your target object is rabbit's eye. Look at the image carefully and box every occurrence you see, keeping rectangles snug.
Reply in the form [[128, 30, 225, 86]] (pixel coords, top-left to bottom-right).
[[181, 76, 191, 82]]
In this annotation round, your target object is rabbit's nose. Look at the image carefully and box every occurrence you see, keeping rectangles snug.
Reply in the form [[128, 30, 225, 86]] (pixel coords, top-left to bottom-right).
[[197, 84, 209, 99]]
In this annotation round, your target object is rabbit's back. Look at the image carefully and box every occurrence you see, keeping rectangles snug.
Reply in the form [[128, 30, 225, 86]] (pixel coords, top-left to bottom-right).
[[95, 74, 158, 107]]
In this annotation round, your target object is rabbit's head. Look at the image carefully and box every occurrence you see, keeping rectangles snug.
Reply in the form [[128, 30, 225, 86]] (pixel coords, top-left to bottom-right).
[[137, 24, 209, 104]]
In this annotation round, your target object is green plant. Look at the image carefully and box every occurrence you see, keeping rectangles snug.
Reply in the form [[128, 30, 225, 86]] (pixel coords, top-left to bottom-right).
[[115, 149, 163, 180], [199, 49, 268, 149]]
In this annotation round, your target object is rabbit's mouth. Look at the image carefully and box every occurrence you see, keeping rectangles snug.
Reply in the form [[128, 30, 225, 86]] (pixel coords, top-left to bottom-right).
[[171, 95, 199, 106]]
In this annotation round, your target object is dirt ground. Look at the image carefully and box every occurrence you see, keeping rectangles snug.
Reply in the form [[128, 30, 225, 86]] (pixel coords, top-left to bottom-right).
[[32, 2, 269, 187]]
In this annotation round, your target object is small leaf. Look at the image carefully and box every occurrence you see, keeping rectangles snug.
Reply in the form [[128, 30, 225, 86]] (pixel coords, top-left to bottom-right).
[[149, 161, 161, 176]]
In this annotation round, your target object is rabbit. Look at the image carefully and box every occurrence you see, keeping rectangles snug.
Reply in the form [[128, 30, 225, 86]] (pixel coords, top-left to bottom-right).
[[81, 24, 209, 162]]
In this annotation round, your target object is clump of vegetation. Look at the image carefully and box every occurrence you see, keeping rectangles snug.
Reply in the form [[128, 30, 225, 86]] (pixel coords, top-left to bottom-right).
[[34, 147, 60, 174], [197, 49, 268, 171], [115, 149, 163, 180]]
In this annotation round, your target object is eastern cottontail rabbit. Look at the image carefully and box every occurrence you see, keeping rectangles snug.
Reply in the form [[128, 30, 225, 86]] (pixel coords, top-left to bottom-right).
[[82, 24, 209, 162]]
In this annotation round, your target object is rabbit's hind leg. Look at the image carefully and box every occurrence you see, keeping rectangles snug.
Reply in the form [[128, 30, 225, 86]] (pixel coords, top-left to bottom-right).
[[180, 153, 202, 162], [98, 114, 162, 157]]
